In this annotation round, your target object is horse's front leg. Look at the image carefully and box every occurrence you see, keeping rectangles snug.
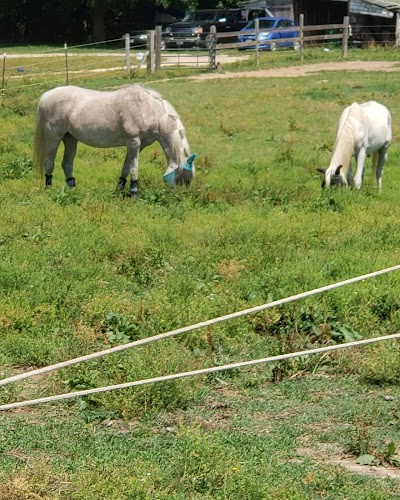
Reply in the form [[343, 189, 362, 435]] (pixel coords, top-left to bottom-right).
[[346, 163, 353, 187], [62, 134, 78, 187], [353, 149, 367, 190], [118, 139, 140, 198]]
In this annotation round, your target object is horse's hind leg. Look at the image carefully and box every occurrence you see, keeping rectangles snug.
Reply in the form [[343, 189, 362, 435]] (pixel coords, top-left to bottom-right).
[[44, 139, 61, 187], [118, 139, 140, 197], [375, 148, 387, 193], [62, 133, 78, 187]]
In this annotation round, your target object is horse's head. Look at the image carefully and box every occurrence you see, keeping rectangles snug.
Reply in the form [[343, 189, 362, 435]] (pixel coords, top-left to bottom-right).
[[317, 165, 345, 188], [163, 153, 196, 187]]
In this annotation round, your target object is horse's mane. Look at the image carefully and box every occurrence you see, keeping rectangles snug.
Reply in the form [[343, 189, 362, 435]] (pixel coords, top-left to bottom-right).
[[139, 85, 179, 121], [329, 104, 360, 175], [118, 85, 189, 166], [140, 86, 189, 165]]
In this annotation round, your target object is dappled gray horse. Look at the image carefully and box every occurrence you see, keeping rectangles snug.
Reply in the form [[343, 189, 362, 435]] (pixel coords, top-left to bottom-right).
[[34, 85, 196, 197]]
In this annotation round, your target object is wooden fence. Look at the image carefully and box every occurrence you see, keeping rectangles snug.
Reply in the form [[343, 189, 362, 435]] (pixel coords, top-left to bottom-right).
[[208, 15, 350, 69], [132, 12, 400, 74], [2, 14, 387, 88], [141, 16, 351, 73]]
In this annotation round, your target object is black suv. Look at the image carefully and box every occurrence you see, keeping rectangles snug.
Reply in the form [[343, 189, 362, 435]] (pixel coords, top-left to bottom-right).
[[163, 9, 246, 49]]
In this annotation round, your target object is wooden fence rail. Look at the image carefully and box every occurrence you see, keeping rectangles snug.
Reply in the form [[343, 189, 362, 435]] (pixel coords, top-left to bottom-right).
[[210, 15, 349, 67], [145, 15, 351, 72], [144, 13, 400, 73]]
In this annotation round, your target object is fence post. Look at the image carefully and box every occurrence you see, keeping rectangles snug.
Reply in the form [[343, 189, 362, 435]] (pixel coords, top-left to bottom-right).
[[155, 25, 162, 70], [299, 14, 304, 61], [255, 17, 259, 66], [124, 33, 131, 78], [64, 43, 69, 85], [208, 25, 217, 70], [1, 53, 6, 92], [146, 30, 155, 75], [342, 16, 349, 57], [395, 13, 400, 48]]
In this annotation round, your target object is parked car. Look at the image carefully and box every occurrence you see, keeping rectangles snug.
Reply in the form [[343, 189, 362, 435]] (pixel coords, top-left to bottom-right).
[[238, 17, 299, 51], [130, 30, 166, 50], [130, 31, 150, 48], [163, 9, 246, 49]]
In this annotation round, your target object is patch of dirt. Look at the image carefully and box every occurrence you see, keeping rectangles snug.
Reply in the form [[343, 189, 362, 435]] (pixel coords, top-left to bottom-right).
[[190, 60, 400, 81], [296, 443, 400, 480], [217, 259, 246, 280]]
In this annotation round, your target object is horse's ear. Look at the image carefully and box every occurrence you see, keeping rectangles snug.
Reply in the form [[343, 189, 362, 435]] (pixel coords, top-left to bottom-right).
[[184, 153, 196, 170], [316, 167, 326, 174], [334, 165, 343, 175]]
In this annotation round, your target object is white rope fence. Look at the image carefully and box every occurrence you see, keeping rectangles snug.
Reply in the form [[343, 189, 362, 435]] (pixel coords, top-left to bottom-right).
[[1, 332, 400, 412], [1, 264, 400, 411]]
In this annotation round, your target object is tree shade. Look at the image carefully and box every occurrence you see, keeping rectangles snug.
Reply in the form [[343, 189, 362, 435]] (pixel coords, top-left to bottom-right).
[[0, 0, 241, 44]]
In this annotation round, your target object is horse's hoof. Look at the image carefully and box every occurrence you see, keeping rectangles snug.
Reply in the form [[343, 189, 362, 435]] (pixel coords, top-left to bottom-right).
[[117, 177, 127, 191], [129, 180, 139, 198], [45, 174, 53, 187], [66, 177, 76, 187]]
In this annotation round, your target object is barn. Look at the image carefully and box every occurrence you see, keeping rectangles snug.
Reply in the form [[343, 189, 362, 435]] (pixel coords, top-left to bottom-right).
[[241, 0, 400, 43], [293, 0, 400, 43], [240, 0, 294, 19]]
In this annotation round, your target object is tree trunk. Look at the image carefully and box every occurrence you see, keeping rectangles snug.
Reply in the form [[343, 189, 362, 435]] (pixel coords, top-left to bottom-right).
[[92, 2, 106, 41]]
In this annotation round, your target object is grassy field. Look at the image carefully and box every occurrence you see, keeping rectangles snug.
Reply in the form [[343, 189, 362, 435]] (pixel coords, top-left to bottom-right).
[[2, 46, 400, 498]]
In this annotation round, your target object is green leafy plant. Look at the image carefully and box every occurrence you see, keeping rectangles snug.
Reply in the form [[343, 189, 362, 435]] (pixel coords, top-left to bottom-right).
[[76, 398, 120, 423], [52, 186, 83, 206], [355, 441, 400, 467], [102, 312, 140, 344], [0, 157, 33, 180]]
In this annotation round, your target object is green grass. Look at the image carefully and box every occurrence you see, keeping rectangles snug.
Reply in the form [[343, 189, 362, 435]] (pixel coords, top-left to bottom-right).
[[2, 46, 400, 497]]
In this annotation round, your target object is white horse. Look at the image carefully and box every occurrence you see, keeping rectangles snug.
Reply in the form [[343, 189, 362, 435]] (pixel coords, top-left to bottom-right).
[[34, 85, 196, 197], [317, 101, 392, 192]]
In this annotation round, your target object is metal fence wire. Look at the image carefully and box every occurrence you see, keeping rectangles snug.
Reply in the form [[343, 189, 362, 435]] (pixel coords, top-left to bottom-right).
[[2, 15, 400, 94]]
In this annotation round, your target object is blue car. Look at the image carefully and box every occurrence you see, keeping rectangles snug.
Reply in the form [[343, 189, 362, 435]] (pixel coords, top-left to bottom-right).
[[238, 17, 299, 51]]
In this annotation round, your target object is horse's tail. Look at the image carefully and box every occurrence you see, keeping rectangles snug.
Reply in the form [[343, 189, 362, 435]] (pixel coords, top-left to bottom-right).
[[34, 109, 45, 178]]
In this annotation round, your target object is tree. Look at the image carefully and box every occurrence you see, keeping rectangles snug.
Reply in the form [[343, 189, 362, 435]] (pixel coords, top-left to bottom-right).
[[0, 0, 241, 44], [89, 0, 199, 41], [90, 0, 107, 41]]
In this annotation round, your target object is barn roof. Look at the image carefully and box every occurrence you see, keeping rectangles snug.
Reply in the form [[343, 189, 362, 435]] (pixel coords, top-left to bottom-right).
[[242, 0, 400, 13], [240, 0, 291, 8], [330, 0, 400, 14], [366, 0, 400, 10]]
